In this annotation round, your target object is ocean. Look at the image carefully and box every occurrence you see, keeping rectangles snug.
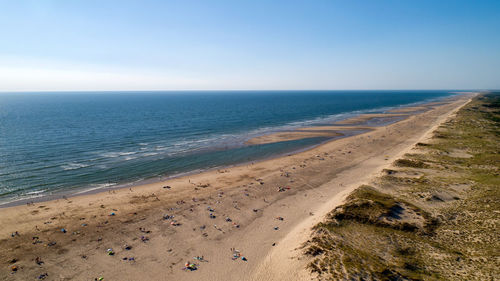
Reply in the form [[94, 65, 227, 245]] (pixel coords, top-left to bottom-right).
[[0, 90, 457, 205]]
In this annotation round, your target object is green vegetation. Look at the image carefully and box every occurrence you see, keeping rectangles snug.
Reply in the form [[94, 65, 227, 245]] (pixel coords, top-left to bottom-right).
[[394, 159, 429, 168], [305, 92, 500, 280]]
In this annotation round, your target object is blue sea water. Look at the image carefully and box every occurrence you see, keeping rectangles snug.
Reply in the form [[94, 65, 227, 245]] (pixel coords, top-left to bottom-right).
[[0, 90, 457, 204]]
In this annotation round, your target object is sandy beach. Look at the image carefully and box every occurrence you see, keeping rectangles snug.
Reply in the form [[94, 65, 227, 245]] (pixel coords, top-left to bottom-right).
[[0, 94, 474, 281]]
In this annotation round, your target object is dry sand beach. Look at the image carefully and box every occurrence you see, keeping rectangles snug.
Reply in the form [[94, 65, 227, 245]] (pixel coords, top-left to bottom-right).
[[0, 94, 474, 281]]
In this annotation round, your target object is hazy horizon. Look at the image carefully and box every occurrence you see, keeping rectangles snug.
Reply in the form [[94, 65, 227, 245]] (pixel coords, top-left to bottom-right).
[[0, 89, 488, 94], [1, 0, 499, 91]]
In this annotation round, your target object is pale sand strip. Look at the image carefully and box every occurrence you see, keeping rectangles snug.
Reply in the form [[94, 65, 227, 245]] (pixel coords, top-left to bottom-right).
[[334, 113, 409, 125], [297, 125, 373, 131], [245, 131, 341, 145], [387, 106, 428, 113], [0, 94, 474, 280]]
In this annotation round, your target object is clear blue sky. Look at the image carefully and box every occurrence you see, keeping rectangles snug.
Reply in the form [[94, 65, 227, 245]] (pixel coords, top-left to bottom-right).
[[1, 0, 499, 91]]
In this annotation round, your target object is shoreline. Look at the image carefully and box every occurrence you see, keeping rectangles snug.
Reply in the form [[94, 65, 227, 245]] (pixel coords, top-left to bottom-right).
[[0, 94, 460, 208], [0, 93, 475, 280]]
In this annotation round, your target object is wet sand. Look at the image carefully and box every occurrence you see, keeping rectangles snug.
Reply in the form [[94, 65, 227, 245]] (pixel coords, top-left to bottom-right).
[[245, 131, 340, 145], [387, 106, 427, 113], [0, 94, 474, 281], [245, 98, 460, 147], [334, 113, 409, 125]]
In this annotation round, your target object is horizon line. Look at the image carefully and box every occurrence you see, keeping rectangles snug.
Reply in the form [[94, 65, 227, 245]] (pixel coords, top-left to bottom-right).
[[0, 89, 491, 94]]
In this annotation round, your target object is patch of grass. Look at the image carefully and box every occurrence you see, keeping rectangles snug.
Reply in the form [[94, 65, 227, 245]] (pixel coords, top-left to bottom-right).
[[394, 159, 429, 168], [416, 142, 431, 147]]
